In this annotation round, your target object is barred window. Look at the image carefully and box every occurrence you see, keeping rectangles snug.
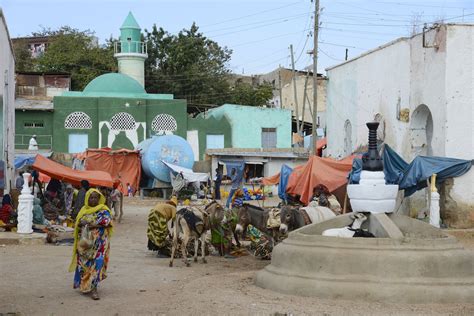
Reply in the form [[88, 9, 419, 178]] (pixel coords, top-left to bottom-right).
[[151, 114, 177, 133], [64, 112, 92, 129], [110, 112, 136, 130]]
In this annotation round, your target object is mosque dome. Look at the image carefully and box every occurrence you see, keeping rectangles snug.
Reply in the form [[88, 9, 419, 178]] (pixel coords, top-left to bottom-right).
[[83, 73, 146, 94]]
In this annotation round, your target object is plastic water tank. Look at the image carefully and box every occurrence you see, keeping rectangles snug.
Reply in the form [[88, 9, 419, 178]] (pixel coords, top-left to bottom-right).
[[137, 135, 195, 183]]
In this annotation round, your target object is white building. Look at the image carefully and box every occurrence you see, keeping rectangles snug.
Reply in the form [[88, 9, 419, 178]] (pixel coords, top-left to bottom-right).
[[325, 24, 474, 228], [0, 8, 15, 193]]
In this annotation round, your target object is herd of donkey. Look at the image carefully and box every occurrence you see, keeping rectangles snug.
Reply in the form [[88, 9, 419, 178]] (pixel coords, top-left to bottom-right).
[[168, 187, 374, 267]]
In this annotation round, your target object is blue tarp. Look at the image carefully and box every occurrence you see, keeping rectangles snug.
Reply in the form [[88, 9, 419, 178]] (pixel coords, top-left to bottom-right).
[[221, 160, 245, 184], [278, 164, 293, 202], [348, 144, 472, 196], [399, 156, 472, 196], [15, 155, 36, 169]]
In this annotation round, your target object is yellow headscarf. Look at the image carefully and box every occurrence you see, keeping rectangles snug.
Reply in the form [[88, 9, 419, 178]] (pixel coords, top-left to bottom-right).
[[68, 188, 114, 272]]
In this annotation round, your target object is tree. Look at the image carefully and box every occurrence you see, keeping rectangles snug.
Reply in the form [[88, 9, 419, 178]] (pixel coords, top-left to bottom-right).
[[12, 38, 36, 72], [35, 26, 117, 90], [229, 80, 273, 107], [144, 23, 232, 105]]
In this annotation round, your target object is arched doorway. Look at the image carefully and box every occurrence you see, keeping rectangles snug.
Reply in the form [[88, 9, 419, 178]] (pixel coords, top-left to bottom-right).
[[410, 104, 433, 157], [343, 119, 352, 157]]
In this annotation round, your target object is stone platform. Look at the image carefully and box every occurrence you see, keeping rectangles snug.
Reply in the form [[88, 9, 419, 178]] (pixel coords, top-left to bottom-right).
[[256, 213, 474, 304], [0, 232, 46, 245]]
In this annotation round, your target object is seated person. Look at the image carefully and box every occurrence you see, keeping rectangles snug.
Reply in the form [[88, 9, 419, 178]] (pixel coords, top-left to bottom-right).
[[0, 194, 17, 230]]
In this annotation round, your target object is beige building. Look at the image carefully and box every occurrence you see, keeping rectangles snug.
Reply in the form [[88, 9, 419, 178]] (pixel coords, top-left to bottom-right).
[[281, 73, 327, 131]]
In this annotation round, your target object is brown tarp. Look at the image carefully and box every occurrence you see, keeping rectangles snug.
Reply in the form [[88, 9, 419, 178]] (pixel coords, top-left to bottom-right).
[[286, 155, 355, 205], [32, 154, 114, 188], [85, 148, 141, 195]]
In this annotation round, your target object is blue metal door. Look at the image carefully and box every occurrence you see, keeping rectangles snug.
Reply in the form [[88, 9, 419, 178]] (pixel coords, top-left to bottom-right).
[[68, 134, 88, 153]]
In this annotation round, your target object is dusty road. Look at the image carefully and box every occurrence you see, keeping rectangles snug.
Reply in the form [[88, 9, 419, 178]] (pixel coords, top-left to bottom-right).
[[1, 198, 474, 316]]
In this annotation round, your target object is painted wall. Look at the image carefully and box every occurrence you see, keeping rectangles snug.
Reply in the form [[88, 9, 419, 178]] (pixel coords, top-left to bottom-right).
[[0, 10, 15, 192], [187, 115, 232, 161], [326, 25, 474, 227], [282, 76, 327, 128], [15, 111, 54, 150], [206, 104, 291, 148], [52, 95, 187, 152]]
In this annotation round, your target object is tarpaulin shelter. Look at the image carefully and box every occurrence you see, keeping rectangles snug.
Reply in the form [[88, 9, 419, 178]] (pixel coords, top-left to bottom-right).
[[348, 144, 472, 197], [14, 152, 52, 170], [286, 155, 355, 205], [162, 161, 209, 183], [84, 148, 141, 195], [32, 154, 114, 188]]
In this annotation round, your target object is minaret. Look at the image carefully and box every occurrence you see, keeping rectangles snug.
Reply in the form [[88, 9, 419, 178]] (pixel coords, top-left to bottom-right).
[[114, 12, 147, 87]]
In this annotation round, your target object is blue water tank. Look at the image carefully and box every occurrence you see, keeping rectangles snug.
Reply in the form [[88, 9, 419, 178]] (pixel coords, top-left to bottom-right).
[[137, 135, 195, 183]]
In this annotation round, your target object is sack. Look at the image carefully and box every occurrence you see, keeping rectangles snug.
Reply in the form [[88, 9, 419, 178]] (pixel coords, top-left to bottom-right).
[[77, 224, 95, 259]]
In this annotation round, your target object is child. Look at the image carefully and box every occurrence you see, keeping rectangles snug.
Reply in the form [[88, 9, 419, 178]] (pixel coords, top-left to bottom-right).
[[127, 183, 133, 197]]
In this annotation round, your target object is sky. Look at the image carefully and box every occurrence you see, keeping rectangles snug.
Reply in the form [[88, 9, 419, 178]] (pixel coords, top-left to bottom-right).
[[1, 0, 473, 75]]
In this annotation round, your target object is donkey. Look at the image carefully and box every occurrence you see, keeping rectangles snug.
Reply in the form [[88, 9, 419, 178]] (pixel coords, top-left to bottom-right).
[[279, 203, 336, 234], [169, 207, 210, 267], [322, 212, 375, 238], [206, 200, 241, 248], [235, 204, 278, 240]]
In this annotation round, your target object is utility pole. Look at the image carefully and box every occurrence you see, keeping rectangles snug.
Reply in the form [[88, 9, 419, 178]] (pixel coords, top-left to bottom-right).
[[345, 48, 348, 61], [300, 70, 310, 133], [311, 0, 320, 155], [290, 44, 300, 136], [278, 64, 283, 109]]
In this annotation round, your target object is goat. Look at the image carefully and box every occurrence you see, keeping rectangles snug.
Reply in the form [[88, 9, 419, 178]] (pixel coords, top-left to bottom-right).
[[322, 213, 375, 238], [169, 207, 210, 267]]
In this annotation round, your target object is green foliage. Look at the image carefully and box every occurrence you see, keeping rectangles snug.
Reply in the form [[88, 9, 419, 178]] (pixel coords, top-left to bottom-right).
[[12, 39, 36, 72], [35, 26, 117, 90], [144, 23, 232, 105], [229, 80, 273, 107]]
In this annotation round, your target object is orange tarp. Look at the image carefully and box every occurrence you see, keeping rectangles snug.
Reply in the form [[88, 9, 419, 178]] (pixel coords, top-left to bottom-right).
[[286, 155, 355, 205], [32, 154, 114, 188], [84, 148, 141, 195], [261, 164, 305, 186]]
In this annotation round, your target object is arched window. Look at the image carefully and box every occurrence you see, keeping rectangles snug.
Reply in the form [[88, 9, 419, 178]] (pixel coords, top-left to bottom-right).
[[151, 114, 177, 133], [64, 112, 92, 129], [374, 113, 385, 142], [110, 112, 136, 130]]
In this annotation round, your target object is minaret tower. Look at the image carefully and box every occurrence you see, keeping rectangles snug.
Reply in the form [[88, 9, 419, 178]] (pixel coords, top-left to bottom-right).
[[114, 12, 147, 87]]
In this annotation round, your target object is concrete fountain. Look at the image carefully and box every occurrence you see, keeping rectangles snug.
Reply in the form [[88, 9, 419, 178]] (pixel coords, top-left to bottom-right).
[[256, 122, 474, 303]]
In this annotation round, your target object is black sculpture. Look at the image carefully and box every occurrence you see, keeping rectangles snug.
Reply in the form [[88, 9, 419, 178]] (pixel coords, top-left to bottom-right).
[[362, 122, 383, 171]]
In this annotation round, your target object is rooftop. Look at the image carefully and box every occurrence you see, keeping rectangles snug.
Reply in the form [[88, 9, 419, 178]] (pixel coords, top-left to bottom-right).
[[206, 148, 310, 159]]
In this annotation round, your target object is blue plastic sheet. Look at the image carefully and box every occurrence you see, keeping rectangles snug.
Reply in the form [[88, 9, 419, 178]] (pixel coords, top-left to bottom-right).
[[221, 160, 245, 184], [15, 155, 37, 169], [278, 164, 293, 202], [400, 156, 472, 196], [347, 144, 473, 197]]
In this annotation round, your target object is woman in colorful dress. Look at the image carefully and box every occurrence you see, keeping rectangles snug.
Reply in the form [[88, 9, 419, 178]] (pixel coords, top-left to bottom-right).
[[69, 189, 113, 300]]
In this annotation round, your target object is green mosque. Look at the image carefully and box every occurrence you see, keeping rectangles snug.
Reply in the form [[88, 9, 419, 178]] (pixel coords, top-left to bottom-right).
[[15, 12, 232, 160]]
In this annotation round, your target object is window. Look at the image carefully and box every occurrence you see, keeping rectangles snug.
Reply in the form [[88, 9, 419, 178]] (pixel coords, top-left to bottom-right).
[[244, 163, 264, 182], [24, 121, 44, 128], [206, 134, 224, 149], [68, 134, 88, 153], [110, 112, 136, 130], [151, 114, 177, 134], [262, 128, 277, 148], [64, 112, 92, 129]]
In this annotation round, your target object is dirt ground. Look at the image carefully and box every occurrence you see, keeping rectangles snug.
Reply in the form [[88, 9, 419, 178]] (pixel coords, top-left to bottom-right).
[[1, 197, 474, 316]]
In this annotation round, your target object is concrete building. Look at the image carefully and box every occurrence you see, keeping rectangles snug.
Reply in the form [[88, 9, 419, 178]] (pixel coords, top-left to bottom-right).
[[0, 8, 15, 192], [281, 73, 327, 131], [205, 103, 292, 149], [15, 72, 70, 150], [325, 24, 474, 227]]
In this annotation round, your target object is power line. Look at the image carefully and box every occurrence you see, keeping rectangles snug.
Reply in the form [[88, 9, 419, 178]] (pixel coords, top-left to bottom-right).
[[200, 1, 303, 28]]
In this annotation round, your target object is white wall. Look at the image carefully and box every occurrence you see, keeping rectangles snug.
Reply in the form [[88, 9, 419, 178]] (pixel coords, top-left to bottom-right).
[[444, 25, 474, 204], [0, 10, 15, 193], [326, 38, 411, 159], [326, 25, 474, 225]]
